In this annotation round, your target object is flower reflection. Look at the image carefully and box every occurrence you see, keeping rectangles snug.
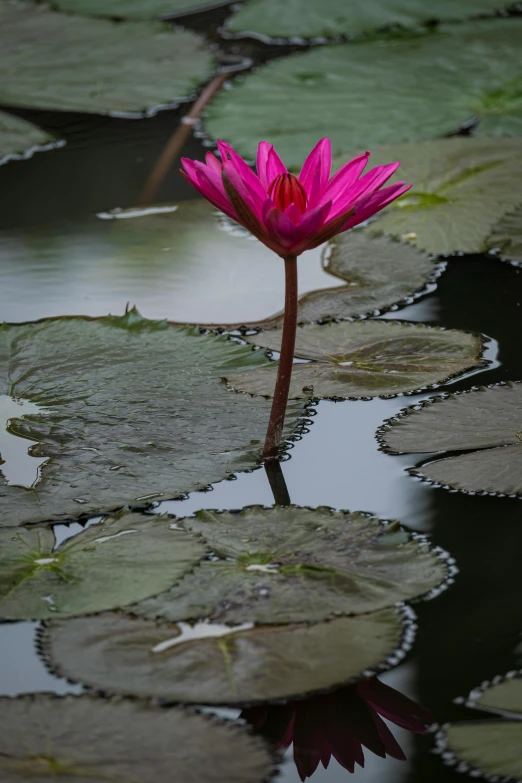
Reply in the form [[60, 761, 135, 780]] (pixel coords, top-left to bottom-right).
[[240, 676, 435, 781]]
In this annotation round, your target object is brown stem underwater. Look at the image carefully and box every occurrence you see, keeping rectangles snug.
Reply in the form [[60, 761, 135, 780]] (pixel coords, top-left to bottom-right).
[[262, 254, 298, 461], [137, 72, 227, 206]]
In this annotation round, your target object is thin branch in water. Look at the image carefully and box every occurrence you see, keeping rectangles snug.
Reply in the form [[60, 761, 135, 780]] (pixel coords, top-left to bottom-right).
[[137, 72, 227, 206], [264, 459, 291, 505]]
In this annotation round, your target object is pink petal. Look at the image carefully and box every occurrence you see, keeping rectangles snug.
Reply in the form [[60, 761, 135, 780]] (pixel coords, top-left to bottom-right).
[[256, 140, 273, 189], [290, 201, 333, 254], [326, 162, 400, 220], [299, 138, 332, 206], [205, 151, 223, 174], [263, 207, 302, 249], [191, 166, 237, 220], [217, 139, 234, 162], [226, 146, 267, 202], [223, 173, 286, 255], [265, 146, 288, 189], [369, 711, 406, 761], [343, 182, 411, 230], [320, 151, 369, 206], [223, 161, 265, 221], [357, 678, 435, 733], [284, 203, 303, 225]]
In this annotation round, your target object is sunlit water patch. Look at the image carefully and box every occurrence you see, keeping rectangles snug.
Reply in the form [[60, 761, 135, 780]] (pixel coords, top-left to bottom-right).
[[0, 395, 48, 488], [0, 200, 343, 325]]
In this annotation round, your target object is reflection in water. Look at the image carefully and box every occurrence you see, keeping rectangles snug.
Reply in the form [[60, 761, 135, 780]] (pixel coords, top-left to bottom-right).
[[241, 676, 434, 781]]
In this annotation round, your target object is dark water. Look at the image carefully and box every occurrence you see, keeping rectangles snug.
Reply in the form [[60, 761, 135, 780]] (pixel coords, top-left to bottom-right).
[[0, 9, 521, 783]]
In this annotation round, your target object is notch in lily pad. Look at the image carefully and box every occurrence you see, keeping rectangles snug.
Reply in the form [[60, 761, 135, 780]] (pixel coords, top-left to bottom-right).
[[227, 321, 484, 399], [0, 693, 274, 783], [132, 505, 451, 625], [0, 511, 206, 620], [380, 382, 522, 496], [437, 672, 522, 782], [41, 605, 413, 705]]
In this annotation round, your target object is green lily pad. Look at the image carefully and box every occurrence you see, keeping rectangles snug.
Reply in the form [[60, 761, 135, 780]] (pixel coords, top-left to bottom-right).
[[0, 110, 59, 164], [227, 321, 483, 399], [349, 138, 522, 256], [133, 505, 447, 625], [381, 382, 522, 495], [251, 230, 436, 328], [0, 200, 341, 325], [443, 674, 522, 782], [0, 0, 214, 114], [486, 206, 522, 265], [0, 312, 303, 528], [45, 0, 233, 20], [225, 0, 509, 40], [0, 512, 206, 620], [0, 694, 273, 782], [206, 19, 522, 169], [42, 607, 405, 704]]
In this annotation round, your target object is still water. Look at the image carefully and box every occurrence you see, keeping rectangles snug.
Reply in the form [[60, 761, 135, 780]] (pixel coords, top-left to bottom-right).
[[0, 22, 521, 783]]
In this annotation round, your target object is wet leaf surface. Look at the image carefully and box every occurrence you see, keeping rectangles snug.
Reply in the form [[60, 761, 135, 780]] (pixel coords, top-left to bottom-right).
[[133, 505, 447, 624], [349, 138, 522, 256], [0, 693, 273, 782], [254, 230, 436, 327], [0, 312, 303, 527], [206, 20, 522, 169], [0, 111, 57, 163], [0, 512, 206, 620], [46, 0, 233, 19], [0, 200, 339, 325], [225, 0, 509, 40], [43, 607, 405, 704], [486, 206, 522, 264], [381, 382, 522, 494], [227, 321, 482, 399], [444, 675, 522, 782], [0, 0, 214, 114]]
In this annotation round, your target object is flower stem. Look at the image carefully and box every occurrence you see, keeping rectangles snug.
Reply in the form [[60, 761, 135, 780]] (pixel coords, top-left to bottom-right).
[[262, 254, 298, 461]]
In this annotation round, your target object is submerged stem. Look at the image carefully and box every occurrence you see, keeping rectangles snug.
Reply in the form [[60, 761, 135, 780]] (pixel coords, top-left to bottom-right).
[[262, 254, 298, 461]]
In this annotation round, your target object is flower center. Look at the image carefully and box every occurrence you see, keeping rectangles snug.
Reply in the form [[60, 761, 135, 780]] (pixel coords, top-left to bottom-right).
[[268, 173, 307, 213]]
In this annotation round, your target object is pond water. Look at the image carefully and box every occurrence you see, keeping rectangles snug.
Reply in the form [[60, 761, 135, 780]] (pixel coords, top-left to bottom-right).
[[1, 6, 522, 783]]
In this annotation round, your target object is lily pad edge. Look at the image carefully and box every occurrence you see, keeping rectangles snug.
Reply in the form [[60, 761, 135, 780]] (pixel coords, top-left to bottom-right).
[[376, 380, 522, 498]]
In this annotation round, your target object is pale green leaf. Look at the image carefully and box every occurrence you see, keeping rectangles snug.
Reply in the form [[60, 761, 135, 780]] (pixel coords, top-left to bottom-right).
[[0, 694, 273, 782], [227, 321, 483, 398], [43, 607, 405, 704], [0, 0, 214, 114], [0, 512, 206, 620], [0, 313, 303, 527], [206, 20, 522, 169]]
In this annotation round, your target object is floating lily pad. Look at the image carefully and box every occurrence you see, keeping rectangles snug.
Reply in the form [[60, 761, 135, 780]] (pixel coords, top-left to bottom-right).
[[252, 230, 436, 328], [46, 0, 233, 19], [443, 675, 522, 782], [0, 1, 214, 114], [0, 312, 303, 528], [0, 512, 206, 620], [0, 110, 58, 164], [133, 505, 447, 625], [348, 138, 522, 256], [0, 200, 340, 325], [206, 19, 522, 169], [486, 206, 522, 265], [381, 382, 522, 495], [0, 693, 273, 782], [227, 321, 483, 399], [43, 607, 405, 704], [225, 0, 509, 40]]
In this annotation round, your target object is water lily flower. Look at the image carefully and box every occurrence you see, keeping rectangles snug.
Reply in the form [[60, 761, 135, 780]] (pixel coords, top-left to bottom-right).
[[181, 139, 410, 459], [181, 138, 409, 258], [240, 676, 434, 781]]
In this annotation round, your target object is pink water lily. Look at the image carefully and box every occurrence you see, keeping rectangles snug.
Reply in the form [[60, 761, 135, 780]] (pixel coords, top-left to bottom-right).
[[180, 138, 411, 461], [181, 138, 410, 258]]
